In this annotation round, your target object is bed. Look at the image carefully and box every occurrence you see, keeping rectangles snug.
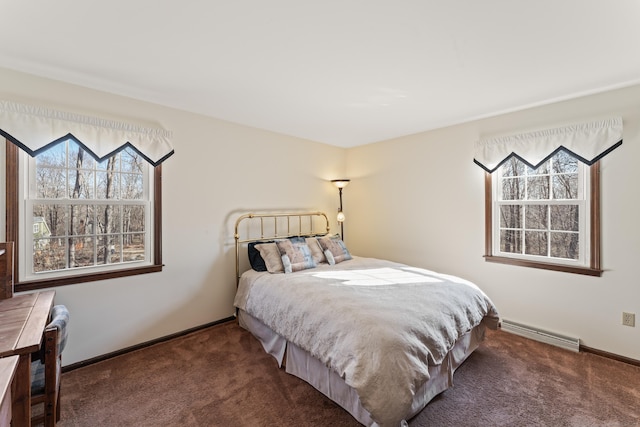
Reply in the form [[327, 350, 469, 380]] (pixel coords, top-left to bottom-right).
[[233, 212, 500, 427]]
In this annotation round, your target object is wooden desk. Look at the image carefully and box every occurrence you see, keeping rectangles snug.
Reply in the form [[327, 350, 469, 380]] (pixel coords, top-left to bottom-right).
[[0, 291, 55, 427], [0, 356, 19, 425]]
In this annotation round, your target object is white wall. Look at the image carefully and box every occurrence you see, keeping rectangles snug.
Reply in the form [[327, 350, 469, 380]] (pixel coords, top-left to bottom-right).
[[3, 66, 639, 364], [346, 84, 640, 361], [0, 68, 347, 365]]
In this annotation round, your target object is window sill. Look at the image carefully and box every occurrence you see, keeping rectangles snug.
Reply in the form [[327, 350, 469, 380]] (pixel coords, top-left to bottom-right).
[[14, 264, 164, 292], [484, 255, 603, 277]]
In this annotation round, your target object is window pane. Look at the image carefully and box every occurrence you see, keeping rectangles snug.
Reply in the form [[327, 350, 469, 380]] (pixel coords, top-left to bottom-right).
[[552, 151, 578, 173], [525, 231, 547, 256], [96, 170, 119, 199], [35, 143, 65, 168], [33, 237, 67, 273], [550, 205, 579, 231], [66, 142, 96, 198], [121, 149, 143, 173], [501, 158, 525, 177], [70, 205, 93, 236], [67, 141, 80, 167], [550, 232, 579, 260], [67, 141, 96, 169], [36, 166, 66, 199], [527, 176, 549, 199], [552, 174, 578, 199], [71, 237, 95, 267], [96, 205, 122, 234], [527, 160, 549, 175], [33, 214, 50, 240], [33, 204, 67, 236], [124, 234, 145, 262], [500, 229, 522, 254], [525, 205, 547, 230], [97, 154, 119, 171], [69, 145, 97, 170], [97, 235, 120, 264], [500, 205, 522, 228], [121, 173, 144, 200], [502, 177, 525, 200], [124, 206, 145, 232], [67, 169, 91, 199], [83, 171, 95, 199]]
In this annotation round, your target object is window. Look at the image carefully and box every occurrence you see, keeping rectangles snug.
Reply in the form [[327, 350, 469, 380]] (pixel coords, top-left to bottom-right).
[[6, 140, 164, 291], [1, 100, 173, 291], [475, 118, 622, 277], [484, 152, 601, 276]]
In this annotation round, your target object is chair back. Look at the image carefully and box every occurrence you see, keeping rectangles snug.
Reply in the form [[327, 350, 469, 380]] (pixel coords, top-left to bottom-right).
[[47, 304, 70, 354], [31, 304, 69, 426], [34, 305, 70, 364]]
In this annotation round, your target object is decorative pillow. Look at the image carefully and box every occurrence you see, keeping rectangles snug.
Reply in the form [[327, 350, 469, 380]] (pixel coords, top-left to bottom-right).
[[318, 234, 352, 265], [249, 237, 309, 272], [276, 239, 317, 273], [248, 241, 273, 271], [305, 237, 327, 265], [255, 243, 284, 273]]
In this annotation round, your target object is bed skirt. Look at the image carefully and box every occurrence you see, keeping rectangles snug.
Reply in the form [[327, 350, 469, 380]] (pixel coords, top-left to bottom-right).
[[237, 309, 487, 426]]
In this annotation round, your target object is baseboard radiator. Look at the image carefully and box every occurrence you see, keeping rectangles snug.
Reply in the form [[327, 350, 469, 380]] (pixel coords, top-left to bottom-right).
[[500, 319, 580, 352]]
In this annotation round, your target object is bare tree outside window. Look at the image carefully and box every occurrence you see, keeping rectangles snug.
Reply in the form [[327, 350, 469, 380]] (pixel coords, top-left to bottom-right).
[[32, 140, 147, 274], [495, 151, 582, 262]]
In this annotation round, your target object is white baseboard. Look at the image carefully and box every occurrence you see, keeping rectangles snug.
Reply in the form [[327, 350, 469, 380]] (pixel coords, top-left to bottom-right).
[[501, 319, 580, 352]]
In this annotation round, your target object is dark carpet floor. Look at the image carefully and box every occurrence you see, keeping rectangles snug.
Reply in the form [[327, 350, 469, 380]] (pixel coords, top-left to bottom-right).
[[57, 321, 640, 426]]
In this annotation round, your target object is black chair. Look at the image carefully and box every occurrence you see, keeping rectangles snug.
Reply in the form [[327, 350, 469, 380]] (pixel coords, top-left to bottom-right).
[[31, 304, 69, 426]]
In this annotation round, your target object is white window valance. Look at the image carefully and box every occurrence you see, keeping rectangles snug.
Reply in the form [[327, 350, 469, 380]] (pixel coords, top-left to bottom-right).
[[0, 100, 174, 166], [473, 117, 623, 173]]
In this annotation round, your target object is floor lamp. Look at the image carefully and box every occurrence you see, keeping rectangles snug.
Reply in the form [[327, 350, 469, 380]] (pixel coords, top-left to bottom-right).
[[331, 179, 350, 240]]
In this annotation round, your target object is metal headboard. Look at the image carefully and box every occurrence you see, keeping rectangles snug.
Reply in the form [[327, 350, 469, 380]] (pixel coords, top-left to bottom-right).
[[234, 212, 330, 286]]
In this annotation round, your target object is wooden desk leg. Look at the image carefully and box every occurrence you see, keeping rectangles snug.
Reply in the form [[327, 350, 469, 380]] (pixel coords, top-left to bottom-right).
[[11, 353, 31, 427]]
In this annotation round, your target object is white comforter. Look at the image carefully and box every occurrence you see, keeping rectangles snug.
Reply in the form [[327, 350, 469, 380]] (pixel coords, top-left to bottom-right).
[[234, 257, 500, 427]]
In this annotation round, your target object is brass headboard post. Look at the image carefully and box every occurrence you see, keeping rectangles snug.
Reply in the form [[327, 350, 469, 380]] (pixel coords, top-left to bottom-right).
[[234, 212, 330, 287]]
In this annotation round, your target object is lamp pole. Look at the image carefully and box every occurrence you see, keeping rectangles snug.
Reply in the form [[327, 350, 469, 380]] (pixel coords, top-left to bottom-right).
[[338, 187, 344, 239]]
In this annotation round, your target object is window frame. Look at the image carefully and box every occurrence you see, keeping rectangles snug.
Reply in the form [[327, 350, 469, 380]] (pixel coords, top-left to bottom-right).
[[484, 159, 602, 277], [6, 141, 164, 292]]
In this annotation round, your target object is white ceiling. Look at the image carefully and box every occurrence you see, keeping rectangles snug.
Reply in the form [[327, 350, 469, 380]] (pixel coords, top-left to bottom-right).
[[1, 1, 639, 148]]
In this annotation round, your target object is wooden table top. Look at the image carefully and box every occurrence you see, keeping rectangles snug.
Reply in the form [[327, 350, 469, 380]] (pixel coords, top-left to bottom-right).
[[0, 291, 56, 357]]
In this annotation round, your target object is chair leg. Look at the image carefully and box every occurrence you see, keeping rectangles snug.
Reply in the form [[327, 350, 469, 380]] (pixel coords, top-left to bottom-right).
[[56, 387, 61, 421], [44, 385, 58, 427], [45, 404, 53, 427]]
